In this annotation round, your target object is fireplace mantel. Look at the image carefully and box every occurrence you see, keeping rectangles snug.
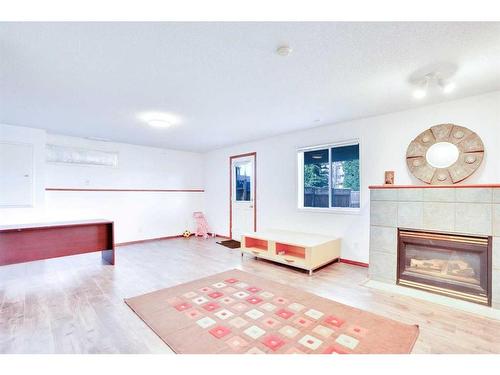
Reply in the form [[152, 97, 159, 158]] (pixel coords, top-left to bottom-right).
[[369, 184, 500, 189]]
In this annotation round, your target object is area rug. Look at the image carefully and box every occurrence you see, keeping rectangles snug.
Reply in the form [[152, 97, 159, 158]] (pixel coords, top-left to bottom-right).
[[216, 239, 241, 249], [124, 269, 419, 354]]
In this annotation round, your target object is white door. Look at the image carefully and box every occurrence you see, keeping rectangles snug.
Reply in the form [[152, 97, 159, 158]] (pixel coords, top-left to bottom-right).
[[0, 142, 34, 207], [231, 155, 255, 241]]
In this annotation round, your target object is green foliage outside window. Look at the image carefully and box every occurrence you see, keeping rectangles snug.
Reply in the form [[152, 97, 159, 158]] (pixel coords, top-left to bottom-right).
[[342, 159, 360, 191], [304, 163, 328, 188]]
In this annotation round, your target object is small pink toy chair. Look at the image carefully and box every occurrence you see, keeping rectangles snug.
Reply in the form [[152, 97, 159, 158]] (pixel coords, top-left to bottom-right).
[[193, 212, 214, 239]]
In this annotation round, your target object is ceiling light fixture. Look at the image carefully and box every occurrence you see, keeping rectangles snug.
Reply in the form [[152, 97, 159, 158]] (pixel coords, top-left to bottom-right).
[[137, 111, 181, 129], [412, 73, 432, 100], [276, 45, 292, 56], [413, 87, 427, 100], [411, 72, 456, 100], [441, 81, 456, 94], [147, 119, 172, 128]]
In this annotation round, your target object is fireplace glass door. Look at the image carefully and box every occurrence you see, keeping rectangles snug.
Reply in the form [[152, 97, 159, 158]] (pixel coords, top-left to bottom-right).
[[398, 230, 491, 306]]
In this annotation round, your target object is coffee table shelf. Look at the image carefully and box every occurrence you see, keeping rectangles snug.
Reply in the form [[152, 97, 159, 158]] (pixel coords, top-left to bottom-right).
[[241, 230, 340, 275]]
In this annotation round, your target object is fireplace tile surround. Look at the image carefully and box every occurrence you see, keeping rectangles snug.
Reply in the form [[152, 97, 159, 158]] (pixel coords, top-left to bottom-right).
[[369, 185, 500, 310]]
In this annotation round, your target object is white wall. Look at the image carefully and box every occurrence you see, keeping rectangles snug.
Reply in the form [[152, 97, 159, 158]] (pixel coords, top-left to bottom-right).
[[203, 91, 500, 263], [3, 91, 500, 253], [0, 126, 205, 243], [44, 134, 205, 243], [0, 123, 47, 222]]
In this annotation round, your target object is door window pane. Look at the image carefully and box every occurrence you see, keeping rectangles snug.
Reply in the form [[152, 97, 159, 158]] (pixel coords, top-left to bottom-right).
[[235, 162, 252, 201], [303, 149, 329, 208], [331, 144, 360, 208]]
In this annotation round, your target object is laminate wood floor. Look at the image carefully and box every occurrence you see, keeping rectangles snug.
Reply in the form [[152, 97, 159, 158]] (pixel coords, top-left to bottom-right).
[[1, 236, 500, 354]]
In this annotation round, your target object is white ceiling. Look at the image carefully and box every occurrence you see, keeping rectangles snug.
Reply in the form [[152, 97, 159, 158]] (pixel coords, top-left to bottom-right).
[[1, 22, 500, 152]]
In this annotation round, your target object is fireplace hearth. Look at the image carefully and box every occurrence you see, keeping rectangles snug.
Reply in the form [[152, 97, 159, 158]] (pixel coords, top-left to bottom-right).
[[397, 229, 492, 306]]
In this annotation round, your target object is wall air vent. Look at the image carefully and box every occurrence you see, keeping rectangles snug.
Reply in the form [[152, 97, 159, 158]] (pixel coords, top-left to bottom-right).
[[46, 144, 118, 167]]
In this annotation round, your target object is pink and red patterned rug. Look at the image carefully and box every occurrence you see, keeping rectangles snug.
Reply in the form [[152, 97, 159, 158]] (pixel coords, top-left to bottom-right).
[[125, 269, 419, 354]]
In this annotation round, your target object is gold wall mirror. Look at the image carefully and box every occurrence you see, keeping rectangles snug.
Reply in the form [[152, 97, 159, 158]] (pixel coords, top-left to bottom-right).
[[406, 124, 484, 184]]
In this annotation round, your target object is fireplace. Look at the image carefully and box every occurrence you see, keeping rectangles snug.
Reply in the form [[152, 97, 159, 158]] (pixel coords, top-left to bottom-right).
[[397, 229, 492, 306]]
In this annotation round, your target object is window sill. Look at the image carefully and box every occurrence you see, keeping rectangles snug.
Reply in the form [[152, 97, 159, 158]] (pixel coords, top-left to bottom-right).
[[298, 207, 361, 215]]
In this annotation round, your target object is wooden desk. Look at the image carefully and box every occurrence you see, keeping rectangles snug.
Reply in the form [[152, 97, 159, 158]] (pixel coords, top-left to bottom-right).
[[0, 219, 115, 266]]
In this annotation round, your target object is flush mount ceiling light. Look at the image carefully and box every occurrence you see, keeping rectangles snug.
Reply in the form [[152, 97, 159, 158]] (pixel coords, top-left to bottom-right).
[[137, 111, 181, 129], [147, 119, 172, 128], [276, 45, 292, 56], [411, 71, 457, 100]]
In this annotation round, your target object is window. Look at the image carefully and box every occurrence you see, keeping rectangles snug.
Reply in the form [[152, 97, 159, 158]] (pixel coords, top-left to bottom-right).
[[298, 141, 360, 210], [330, 144, 360, 208], [302, 148, 329, 208], [234, 161, 252, 201]]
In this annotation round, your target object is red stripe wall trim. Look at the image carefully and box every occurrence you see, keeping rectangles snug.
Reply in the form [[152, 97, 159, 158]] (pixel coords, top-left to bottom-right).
[[340, 258, 369, 268], [46, 188, 204, 192]]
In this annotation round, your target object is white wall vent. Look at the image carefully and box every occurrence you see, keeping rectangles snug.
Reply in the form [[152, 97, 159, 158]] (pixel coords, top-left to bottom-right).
[[46, 144, 118, 167]]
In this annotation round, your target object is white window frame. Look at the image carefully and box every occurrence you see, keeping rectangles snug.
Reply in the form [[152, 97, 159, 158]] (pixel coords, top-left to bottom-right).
[[297, 139, 361, 214]]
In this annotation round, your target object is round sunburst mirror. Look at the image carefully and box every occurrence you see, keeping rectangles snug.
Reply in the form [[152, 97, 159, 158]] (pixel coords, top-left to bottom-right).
[[406, 124, 484, 184]]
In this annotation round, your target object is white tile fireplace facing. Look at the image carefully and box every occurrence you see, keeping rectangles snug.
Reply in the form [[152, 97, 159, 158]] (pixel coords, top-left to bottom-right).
[[369, 184, 500, 309]]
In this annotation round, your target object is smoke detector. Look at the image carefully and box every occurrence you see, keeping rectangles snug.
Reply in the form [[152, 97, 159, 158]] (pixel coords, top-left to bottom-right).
[[276, 45, 292, 56]]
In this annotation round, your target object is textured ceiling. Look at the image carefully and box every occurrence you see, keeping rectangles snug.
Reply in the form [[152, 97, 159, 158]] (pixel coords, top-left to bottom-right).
[[1, 22, 500, 152]]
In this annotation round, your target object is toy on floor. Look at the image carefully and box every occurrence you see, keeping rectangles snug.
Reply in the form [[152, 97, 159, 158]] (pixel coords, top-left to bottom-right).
[[193, 211, 215, 239]]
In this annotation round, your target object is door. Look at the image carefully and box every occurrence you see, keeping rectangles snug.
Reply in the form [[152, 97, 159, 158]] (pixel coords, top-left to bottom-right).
[[0, 142, 34, 207], [230, 154, 256, 241]]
